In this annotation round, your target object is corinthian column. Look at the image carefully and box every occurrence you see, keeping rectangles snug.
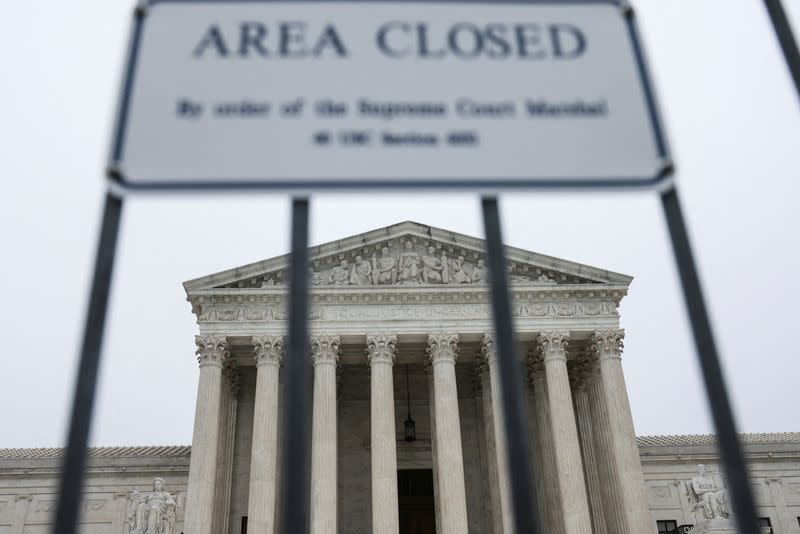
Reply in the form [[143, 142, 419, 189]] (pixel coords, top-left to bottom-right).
[[481, 334, 514, 534], [537, 331, 592, 534], [476, 360, 502, 534], [526, 352, 563, 534], [185, 335, 229, 534], [589, 329, 655, 534], [570, 353, 607, 534], [310, 335, 340, 534], [212, 360, 239, 534], [248, 335, 284, 534], [425, 363, 443, 534], [426, 333, 469, 534], [366, 334, 400, 534]]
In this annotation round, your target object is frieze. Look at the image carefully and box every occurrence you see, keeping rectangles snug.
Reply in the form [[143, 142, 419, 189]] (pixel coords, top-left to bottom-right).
[[194, 299, 617, 324], [327, 305, 491, 321]]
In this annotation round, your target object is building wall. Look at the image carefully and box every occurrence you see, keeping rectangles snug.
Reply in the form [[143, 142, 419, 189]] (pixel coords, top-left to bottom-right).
[[2, 439, 799, 533]]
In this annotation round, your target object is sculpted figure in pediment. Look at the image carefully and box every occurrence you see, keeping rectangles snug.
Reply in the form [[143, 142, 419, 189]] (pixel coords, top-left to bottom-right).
[[350, 255, 373, 285], [536, 273, 555, 284], [507, 265, 534, 284], [471, 258, 487, 283], [128, 478, 176, 534], [448, 256, 472, 284], [421, 246, 448, 284], [329, 260, 350, 285], [372, 247, 397, 285], [397, 241, 422, 284], [309, 268, 325, 286]]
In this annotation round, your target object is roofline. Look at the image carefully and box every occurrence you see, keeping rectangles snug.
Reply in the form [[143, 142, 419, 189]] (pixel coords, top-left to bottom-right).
[[4, 432, 798, 460]]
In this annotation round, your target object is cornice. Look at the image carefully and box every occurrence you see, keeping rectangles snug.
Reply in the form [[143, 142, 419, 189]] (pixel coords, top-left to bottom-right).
[[187, 283, 629, 306]]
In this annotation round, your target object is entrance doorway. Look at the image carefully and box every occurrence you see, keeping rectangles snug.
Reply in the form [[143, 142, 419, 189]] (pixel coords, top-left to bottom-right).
[[398, 469, 436, 534]]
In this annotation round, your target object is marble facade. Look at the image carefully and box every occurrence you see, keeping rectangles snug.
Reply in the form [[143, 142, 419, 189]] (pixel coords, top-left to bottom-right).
[[2, 222, 799, 534]]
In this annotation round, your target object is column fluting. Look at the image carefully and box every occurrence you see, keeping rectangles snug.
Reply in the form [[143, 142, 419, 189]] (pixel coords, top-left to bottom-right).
[[477, 360, 502, 534], [212, 360, 239, 534], [427, 333, 469, 534], [185, 335, 229, 534], [247, 335, 284, 534], [590, 329, 655, 534], [586, 355, 625, 533], [526, 352, 563, 534], [571, 353, 607, 534], [366, 334, 400, 534], [537, 330, 592, 534], [481, 334, 514, 534], [310, 334, 341, 534], [425, 363, 443, 534]]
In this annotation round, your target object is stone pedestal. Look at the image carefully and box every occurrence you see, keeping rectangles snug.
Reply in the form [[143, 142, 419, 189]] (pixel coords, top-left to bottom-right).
[[692, 518, 738, 534]]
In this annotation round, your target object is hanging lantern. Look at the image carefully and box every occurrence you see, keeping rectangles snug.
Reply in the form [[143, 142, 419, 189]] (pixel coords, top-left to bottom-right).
[[404, 364, 416, 442]]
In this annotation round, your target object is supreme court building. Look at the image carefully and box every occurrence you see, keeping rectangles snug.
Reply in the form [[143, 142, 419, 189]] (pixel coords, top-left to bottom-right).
[[2, 222, 800, 534]]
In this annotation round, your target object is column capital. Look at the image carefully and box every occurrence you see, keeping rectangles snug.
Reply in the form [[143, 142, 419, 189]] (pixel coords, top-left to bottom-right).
[[589, 329, 625, 361], [311, 334, 341, 366], [253, 335, 284, 367], [426, 333, 459, 365], [366, 334, 397, 366], [526, 349, 545, 382], [223, 360, 240, 398], [479, 334, 497, 366], [536, 330, 570, 363], [195, 335, 230, 368], [569, 351, 593, 390]]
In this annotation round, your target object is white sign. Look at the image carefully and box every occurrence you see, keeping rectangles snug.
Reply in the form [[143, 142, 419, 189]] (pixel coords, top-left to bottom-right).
[[111, 0, 671, 190]]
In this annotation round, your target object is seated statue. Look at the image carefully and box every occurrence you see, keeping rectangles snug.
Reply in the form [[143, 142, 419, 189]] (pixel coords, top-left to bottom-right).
[[329, 260, 350, 285], [470, 259, 487, 283], [129, 478, 177, 534], [372, 247, 397, 285], [447, 256, 471, 284], [688, 464, 730, 521], [397, 241, 421, 284], [421, 246, 447, 284]]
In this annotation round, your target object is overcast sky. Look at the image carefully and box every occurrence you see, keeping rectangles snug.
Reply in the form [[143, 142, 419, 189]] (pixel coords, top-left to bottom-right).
[[1, 0, 799, 449]]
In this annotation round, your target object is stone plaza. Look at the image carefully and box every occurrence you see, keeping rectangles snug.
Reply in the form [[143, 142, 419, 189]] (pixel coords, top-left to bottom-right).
[[1, 222, 799, 534]]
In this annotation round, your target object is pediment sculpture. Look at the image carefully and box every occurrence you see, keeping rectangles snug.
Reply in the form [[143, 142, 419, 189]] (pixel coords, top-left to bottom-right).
[[128, 477, 177, 534], [248, 241, 559, 289]]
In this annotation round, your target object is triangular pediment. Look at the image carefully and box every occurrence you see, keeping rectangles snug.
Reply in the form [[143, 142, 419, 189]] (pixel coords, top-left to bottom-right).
[[183, 221, 631, 292]]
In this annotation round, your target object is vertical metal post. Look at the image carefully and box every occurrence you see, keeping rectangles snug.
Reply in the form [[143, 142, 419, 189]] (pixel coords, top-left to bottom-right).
[[279, 197, 312, 534], [661, 187, 758, 534], [764, 0, 800, 98], [481, 196, 541, 534], [53, 192, 124, 534]]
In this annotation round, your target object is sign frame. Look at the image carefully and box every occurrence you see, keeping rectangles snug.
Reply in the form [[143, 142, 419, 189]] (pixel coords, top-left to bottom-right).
[[108, 0, 674, 192]]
